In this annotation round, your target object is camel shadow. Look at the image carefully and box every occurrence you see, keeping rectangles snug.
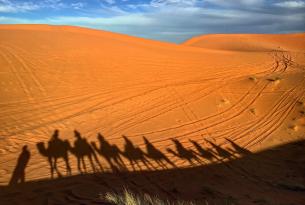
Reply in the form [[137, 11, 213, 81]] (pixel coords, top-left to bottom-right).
[[189, 139, 215, 163], [120, 135, 155, 171], [205, 139, 234, 161], [70, 130, 103, 173], [9, 145, 31, 186], [36, 130, 71, 178], [91, 133, 126, 172], [225, 138, 252, 157], [143, 136, 176, 169], [167, 138, 202, 166]]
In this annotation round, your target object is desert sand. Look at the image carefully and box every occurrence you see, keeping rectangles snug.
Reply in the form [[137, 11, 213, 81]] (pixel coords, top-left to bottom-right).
[[0, 25, 304, 204]]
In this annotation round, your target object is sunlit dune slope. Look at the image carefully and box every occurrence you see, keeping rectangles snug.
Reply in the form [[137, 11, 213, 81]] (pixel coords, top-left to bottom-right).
[[0, 25, 304, 187], [183, 33, 305, 51]]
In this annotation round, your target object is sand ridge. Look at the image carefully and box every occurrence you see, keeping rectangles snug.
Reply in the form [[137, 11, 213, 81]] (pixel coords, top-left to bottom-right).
[[184, 33, 305, 52]]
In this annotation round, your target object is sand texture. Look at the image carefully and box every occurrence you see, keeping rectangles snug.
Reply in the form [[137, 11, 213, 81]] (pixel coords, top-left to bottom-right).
[[0, 25, 305, 204]]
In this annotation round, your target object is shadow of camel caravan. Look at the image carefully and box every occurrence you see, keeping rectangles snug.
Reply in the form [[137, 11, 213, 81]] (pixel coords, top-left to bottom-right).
[[3, 140, 304, 205]]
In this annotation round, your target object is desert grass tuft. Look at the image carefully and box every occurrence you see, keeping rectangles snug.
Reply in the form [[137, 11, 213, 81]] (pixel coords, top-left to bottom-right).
[[103, 189, 239, 205], [104, 188, 199, 205]]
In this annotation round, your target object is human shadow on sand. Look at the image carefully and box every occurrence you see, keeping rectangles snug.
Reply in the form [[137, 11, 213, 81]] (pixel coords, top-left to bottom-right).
[[9, 145, 31, 185]]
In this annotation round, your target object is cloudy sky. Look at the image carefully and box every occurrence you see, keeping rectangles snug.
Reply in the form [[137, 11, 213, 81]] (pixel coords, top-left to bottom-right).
[[0, 0, 305, 43]]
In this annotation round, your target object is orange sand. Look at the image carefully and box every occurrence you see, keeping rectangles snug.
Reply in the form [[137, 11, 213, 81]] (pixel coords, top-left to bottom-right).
[[0, 25, 304, 204]]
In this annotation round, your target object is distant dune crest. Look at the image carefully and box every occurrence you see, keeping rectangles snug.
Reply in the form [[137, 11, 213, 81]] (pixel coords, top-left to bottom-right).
[[183, 33, 305, 51]]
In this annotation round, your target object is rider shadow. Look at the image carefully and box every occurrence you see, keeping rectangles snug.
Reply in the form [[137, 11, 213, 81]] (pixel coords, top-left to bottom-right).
[[9, 145, 31, 186], [120, 135, 155, 171], [189, 139, 215, 163], [143, 136, 176, 169], [36, 130, 71, 178], [225, 138, 252, 157], [70, 130, 103, 174], [167, 138, 202, 166], [91, 133, 126, 172], [205, 139, 234, 161]]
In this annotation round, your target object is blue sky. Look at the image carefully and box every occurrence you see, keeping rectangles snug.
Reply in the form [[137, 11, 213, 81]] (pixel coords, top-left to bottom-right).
[[0, 0, 305, 43]]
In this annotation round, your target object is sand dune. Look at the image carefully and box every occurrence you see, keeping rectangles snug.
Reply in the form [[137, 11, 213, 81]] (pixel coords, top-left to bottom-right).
[[184, 33, 305, 52], [0, 25, 304, 204]]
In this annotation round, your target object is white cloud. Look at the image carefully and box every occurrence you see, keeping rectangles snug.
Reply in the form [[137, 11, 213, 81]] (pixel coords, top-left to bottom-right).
[[71, 2, 85, 10], [0, 0, 87, 13], [274, 1, 305, 8], [150, 0, 199, 7], [45, 14, 154, 26], [0, 1, 39, 13], [42, 0, 66, 9], [101, 0, 116, 5], [204, 0, 265, 7]]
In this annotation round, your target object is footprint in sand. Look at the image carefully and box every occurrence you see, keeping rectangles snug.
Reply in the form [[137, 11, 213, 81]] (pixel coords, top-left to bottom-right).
[[267, 76, 281, 87], [289, 124, 299, 132], [249, 76, 257, 82], [218, 98, 230, 108], [250, 108, 257, 115]]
